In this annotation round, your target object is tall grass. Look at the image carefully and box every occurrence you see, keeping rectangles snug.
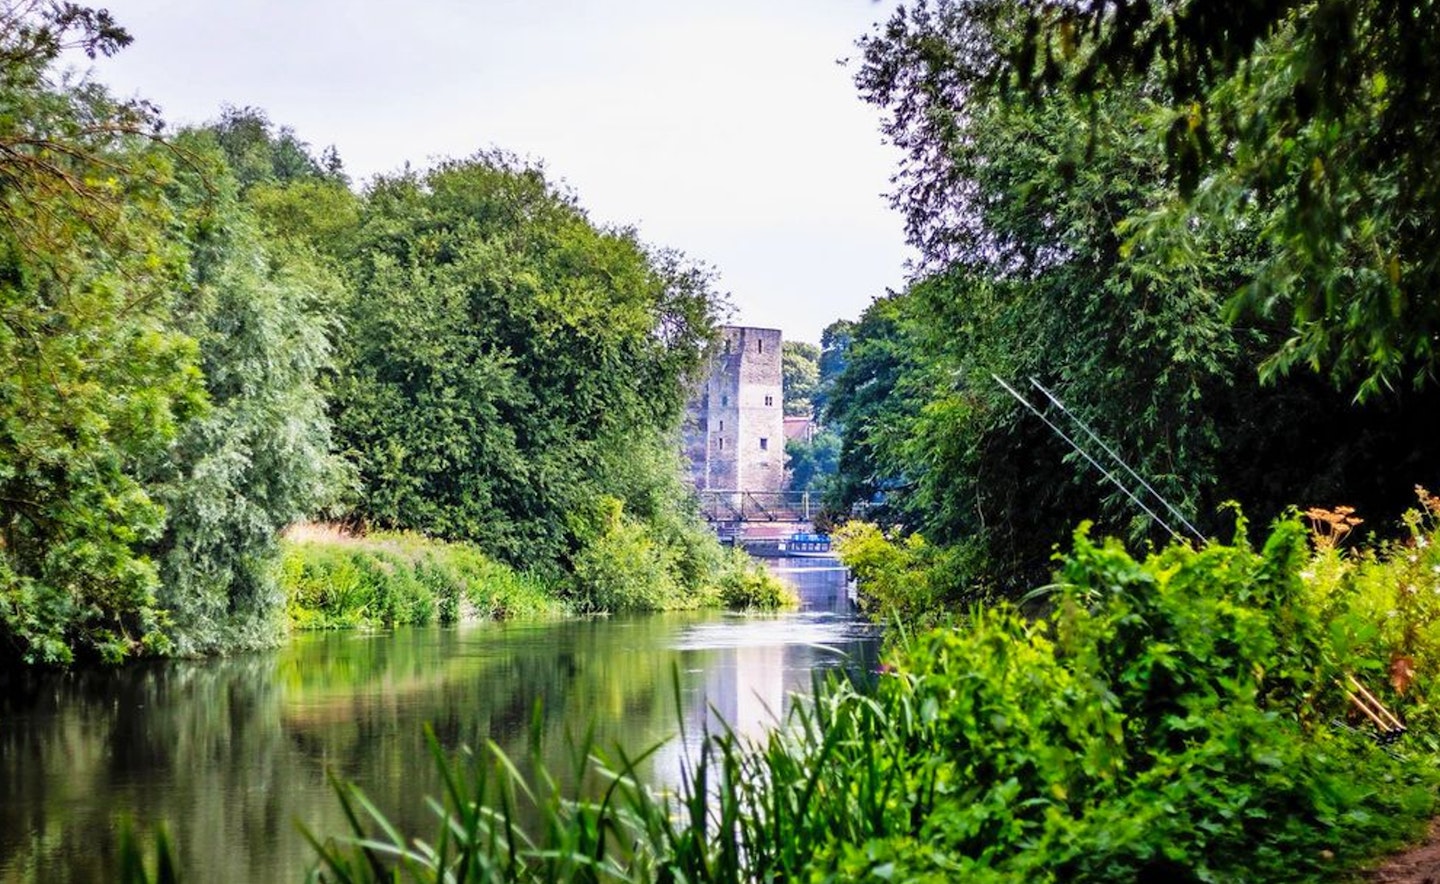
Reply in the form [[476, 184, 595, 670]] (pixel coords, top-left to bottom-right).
[[281, 524, 568, 629], [281, 522, 793, 628], [297, 677, 870, 884]]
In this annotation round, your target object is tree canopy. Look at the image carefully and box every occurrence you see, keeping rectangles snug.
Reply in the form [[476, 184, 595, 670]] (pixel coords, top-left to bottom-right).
[[781, 341, 820, 416], [0, 4, 209, 664], [833, 0, 1440, 594], [0, 3, 735, 663], [331, 155, 718, 572], [1008, 0, 1440, 394]]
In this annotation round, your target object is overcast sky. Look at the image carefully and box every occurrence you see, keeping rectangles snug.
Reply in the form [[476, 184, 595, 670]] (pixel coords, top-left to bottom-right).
[[88, 0, 912, 345]]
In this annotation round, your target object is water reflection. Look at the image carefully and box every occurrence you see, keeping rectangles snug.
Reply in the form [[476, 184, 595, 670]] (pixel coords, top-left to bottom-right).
[[0, 557, 875, 883], [676, 562, 874, 741]]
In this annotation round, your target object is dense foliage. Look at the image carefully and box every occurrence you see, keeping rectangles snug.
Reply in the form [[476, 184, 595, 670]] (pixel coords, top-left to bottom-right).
[[0, 2, 755, 665], [806, 319, 853, 419], [0, 19, 347, 663], [780, 340, 819, 416], [143, 134, 346, 655], [783, 427, 839, 498], [121, 514, 1437, 883], [331, 157, 714, 575], [0, 6, 203, 664], [280, 525, 566, 630], [822, 0, 1440, 596], [1012, 0, 1440, 394]]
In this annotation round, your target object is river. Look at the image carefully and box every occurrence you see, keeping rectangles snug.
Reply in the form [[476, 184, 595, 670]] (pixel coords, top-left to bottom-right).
[[0, 558, 877, 883]]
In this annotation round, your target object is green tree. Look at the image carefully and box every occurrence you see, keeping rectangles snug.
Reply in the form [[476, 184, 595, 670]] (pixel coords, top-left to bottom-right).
[[245, 176, 361, 258], [847, 0, 1440, 594], [784, 427, 840, 497], [821, 290, 939, 530], [1011, 0, 1440, 395], [0, 4, 207, 664], [812, 319, 855, 417], [781, 340, 819, 416], [206, 104, 345, 191], [140, 132, 347, 654], [332, 154, 719, 588]]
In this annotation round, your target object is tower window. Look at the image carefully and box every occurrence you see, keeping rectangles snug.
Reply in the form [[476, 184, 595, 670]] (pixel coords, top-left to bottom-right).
[[721, 395, 728, 406], [718, 438, 724, 450], [759, 437, 769, 451], [764, 395, 773, 407], [758, 339, 764, 353], [719, 420, 724, 431]]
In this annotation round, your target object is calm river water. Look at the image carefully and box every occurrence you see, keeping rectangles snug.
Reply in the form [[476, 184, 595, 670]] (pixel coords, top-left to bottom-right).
[[0, 558, 877, 883]]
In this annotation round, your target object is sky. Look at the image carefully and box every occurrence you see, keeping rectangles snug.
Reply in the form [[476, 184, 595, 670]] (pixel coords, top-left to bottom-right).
[[87, 0, 914, 345]]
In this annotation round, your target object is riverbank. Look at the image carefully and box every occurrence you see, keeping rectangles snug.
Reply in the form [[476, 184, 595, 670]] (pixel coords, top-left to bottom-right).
[[281, 524, 569, 629], [1370, 821, 1440, 882], [71, 513, 1440, 881], [822, 505, 1440, 882], [293, 515, 1440, 882], [280, 523, 796, 631]]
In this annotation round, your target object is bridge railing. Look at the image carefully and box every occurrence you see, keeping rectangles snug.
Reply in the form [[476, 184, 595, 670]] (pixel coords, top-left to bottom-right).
[[697, 490, 815, 523]]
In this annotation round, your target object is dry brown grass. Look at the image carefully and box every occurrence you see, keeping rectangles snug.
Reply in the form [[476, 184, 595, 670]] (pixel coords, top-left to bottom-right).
[[282, 521, 446, 560], [282, 521, 365, 545]]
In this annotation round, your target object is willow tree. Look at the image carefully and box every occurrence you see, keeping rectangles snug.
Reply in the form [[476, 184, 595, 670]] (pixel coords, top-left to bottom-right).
[[138, 131, 347, 654]]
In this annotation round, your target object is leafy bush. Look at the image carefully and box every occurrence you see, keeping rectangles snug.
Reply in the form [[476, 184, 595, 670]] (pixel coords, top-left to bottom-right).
[[1300, 492, 1440, 741], [713, 547, 798, 610], [566, 496, 792, 614], [832, 520, 982, 621], [568, 496, 683, 613]]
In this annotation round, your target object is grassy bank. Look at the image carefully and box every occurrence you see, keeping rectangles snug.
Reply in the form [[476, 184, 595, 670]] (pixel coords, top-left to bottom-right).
[[279, 523, 795, 631], [280, 524, 569, 629]]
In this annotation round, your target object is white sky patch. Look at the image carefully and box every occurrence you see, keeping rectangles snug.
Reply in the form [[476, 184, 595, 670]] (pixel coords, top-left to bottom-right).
[[90, 0, 914, 343]]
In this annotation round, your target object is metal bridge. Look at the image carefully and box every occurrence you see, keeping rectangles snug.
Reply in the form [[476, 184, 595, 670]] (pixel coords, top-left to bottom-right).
[[696, 490, 817, 525]]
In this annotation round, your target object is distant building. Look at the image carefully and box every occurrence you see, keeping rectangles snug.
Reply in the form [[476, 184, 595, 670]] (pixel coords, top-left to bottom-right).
[[783, 415, 815, 444], [682, 326, 785, 493]]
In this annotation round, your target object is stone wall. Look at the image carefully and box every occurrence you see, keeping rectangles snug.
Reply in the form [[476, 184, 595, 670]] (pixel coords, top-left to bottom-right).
[[682, 326, 785, 493]]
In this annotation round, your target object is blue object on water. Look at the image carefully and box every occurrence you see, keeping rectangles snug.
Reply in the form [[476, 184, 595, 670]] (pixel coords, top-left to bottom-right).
[[785, 533, 831, 555]]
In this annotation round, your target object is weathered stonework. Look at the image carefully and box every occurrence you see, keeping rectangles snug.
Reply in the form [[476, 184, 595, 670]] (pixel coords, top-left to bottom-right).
[[682, 326, 785, 493]]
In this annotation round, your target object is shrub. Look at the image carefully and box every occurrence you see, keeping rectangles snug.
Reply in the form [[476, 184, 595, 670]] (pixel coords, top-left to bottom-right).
[[569, 502, 682, 613], [1299, 491, 1440, 740], [567, 496, 792, 613], [833, 520, 983, 621], [280, 525, 567, 629], [712, 547, 799, 610]]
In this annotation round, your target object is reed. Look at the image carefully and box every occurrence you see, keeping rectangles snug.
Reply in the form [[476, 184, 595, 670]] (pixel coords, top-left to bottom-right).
[[296, 671, 884, 884]]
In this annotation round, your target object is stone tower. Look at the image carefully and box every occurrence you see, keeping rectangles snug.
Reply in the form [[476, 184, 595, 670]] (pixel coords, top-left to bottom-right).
[[683, 326, 785, 493]]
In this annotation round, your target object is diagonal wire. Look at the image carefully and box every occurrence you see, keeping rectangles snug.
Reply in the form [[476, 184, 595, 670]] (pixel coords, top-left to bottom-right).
[[993, 374, 1184, 542], [1027, 378, 1206, 543]]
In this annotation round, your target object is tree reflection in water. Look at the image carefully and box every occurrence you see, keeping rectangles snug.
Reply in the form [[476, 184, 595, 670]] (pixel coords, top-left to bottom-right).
[[0, 559, 875, 883]]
